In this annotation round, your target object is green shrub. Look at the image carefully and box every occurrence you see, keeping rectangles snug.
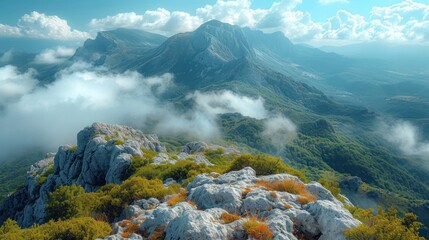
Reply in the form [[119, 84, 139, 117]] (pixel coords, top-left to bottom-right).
[[46, 185, 100, 221], [36, 166, 54, 186], [229, 154, 306, 181], [114, 140, 125, 145], [0, 217, 111, 240], [132, 160, 214, 181], [69, 145, 78, 152], [0, 219, 20, 235], [97, 176, 180, 220], [345, 207, 424, 240]]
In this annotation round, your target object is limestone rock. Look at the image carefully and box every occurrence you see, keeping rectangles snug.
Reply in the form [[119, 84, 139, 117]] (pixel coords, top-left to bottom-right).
[[305, 200, 360, 240], [0, 122, 165, 228], [165, 210, 229, 240]]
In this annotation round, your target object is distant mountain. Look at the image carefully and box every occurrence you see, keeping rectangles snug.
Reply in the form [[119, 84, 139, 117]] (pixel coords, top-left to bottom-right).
[[73, 28, 167, 68], [74, 21, 369, 120]]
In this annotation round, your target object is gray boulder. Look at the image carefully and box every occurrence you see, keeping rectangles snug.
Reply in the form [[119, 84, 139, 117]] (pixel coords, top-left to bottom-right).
[[305, 200, 360, 240], [165, 210, 229, 240]]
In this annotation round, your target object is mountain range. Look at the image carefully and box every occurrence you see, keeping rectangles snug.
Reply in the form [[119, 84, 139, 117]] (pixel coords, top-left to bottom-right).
[[1, 20, 428, 238]]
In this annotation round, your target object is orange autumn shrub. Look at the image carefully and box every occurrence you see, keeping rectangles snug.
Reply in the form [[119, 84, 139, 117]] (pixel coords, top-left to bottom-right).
[[121, 221, 140, 238], [148, 226, 166, 240], [255, 180, 316, 205], [243, 218, 273, 240], [166, 189, 187, 206], [220, 213, 241, 224]]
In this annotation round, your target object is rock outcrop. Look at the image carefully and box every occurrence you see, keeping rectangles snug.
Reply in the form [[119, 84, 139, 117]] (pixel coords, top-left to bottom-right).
[[106, 167, 360, 240], [0, 123, 165, 227]]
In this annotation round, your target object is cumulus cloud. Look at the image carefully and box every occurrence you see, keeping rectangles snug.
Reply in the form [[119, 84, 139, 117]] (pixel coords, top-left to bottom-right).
[[33, 47, 76, 64], [87, 0, 429, 45], [89, 8, 202, 36], [262, 115, 297, 152], [0, 11, 89, 41], [0, 65, 37, 104], [0, 63, 292, 161], [187, 90, 268, 119], [319, 0, 349, 5]]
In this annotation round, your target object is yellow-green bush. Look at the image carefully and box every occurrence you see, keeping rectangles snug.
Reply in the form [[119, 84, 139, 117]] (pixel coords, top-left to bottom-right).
[[36, 166, 54, 186], [229, 154, 306, 181], [0, 217, 111, 240], [0, 219, 20, 235], [46, 185, 100, 220], [126, 149, 158, 177], [96, 176, 180, 220], [132, 160, 214, 182], [345, 207, 424, 240]]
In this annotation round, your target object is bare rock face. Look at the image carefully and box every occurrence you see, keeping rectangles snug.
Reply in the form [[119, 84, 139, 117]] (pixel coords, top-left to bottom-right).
[[0, 122, 165, 227], [106, 167, 360, 240]]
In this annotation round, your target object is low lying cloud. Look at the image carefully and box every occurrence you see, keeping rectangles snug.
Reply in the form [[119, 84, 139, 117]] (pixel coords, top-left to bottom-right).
[[187, 90, 267, 119], [262, 115, 297, 152], [381, 120, 429, 158], [33, 47, 75, 64], [0, 63, 297, 161], [0, 65, 37, 103]]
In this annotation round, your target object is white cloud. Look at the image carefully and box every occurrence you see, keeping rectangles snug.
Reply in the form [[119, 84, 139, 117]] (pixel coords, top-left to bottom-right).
[[0, 63, 290, 161], [33, 47, 76, 64], [262, 115, 297, 151], [87, 0, 429, 45], [187, 90, 268, 119], [0, 24, 21, 37], [89, 8, 202, 36], [0, 11, 89, 41], [381, 121, 429, 158], [319, 0, 349, 5], [0, 65, 37, 104]]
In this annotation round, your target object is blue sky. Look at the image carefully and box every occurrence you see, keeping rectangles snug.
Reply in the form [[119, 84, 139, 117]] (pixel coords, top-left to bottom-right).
[[0, 0, 428, 47], [0, 0, 406, 27]]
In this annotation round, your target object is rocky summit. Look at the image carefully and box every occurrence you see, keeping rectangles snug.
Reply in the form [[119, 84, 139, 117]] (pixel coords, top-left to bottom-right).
[[106, 167, 360, 240], [0, 123, 361, 240]]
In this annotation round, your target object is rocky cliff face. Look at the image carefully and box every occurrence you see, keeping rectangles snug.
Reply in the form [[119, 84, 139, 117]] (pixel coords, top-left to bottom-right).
[[106, 167, 360, 240], [0, 123, 165, 227]]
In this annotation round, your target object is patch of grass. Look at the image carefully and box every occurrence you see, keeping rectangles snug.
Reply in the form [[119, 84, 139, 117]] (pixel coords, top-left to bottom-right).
[[166, 189, 187, 206], [254, 180, 316, 205], [229, 154, 306, 181], [242, 188, 252, 198], [148, 226, 166, 240], [69, 146, 77, 152], [36, 166, 54, 186], [243, 217, 273, 240], [121, 221, 140, 238], [283, 203, 292, 209], [269, 191, 278, 199], [220, 213, 241, 224], [114, 140, 125, 145]]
